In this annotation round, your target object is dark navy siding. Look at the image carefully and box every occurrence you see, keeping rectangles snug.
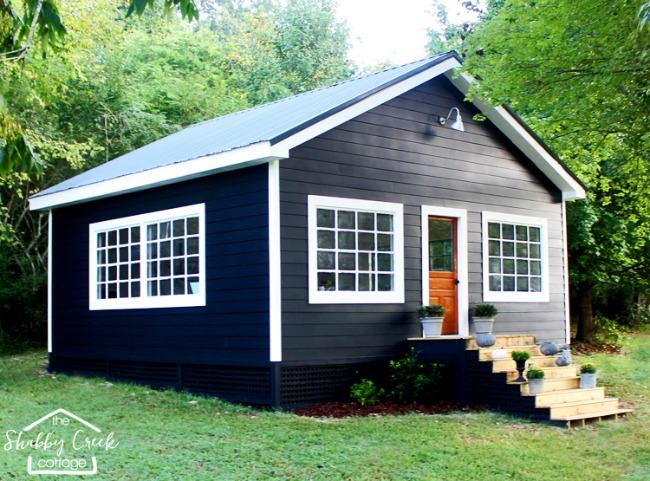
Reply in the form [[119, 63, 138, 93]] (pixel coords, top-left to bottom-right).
[[279, 76, 567, 364], [51, 165, 270, 367]]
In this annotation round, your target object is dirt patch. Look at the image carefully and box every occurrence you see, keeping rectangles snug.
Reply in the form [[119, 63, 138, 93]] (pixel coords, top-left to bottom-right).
[[295, 399, 476, 418]]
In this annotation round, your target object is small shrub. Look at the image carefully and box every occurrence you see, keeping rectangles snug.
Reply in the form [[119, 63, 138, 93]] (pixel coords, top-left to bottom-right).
[[594, 315, 626, 349], [350, 379, 385, 407], [389, 348, 443, 404], [473, 303, 498, 317], [416, 304, 445, 318], [511, 350, 531, 361], [526, 365, 545, 379], [580, 363, 597, 374]]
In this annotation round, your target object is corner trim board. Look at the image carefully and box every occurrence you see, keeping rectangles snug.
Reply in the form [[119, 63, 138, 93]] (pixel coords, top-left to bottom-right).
[[268, 160, 282, 362], [48, 210, 53, 353]]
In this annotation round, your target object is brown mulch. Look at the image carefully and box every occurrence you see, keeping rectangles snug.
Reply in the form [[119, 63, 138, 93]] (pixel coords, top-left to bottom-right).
[[571, 341, 621, 355], [294, 399, 474, 418]]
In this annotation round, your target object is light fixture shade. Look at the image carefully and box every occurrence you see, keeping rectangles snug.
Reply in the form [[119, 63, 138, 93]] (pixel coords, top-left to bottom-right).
[[449, 116, 464, 132]]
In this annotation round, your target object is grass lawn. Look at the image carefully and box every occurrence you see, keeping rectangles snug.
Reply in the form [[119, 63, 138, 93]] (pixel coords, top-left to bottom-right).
[[2, 331, 649, 480]]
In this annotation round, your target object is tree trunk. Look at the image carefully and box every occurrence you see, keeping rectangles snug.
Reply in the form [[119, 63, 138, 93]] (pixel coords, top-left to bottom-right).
[[575, 281, 597, 343]]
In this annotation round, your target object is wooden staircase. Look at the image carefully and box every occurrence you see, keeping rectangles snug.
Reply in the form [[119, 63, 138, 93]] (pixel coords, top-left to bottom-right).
[[466, 335, 632, 427]]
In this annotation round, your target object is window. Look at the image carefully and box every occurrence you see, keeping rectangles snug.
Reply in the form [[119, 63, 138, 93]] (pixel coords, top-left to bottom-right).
[[482, 212, 549, 303], [89, 204, 206, 310], [308, 196, 404, 304]]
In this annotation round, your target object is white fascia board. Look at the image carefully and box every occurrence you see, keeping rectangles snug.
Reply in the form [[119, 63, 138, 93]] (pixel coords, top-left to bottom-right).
[[445, 71, 586, 202], [272, 57, 463, 154], [29, 142, 288, 211]]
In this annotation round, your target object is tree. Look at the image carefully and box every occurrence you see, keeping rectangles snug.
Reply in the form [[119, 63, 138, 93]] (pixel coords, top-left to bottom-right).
[[0, 0, 353, 350], [434, 0, 650, 341]]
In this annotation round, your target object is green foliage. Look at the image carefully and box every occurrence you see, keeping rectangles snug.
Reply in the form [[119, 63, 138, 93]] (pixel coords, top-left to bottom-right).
[[416, 304, 445, 318], [473, 303, 498, 318], [526, 365, 544, 379], [511, 350, 531, 361], [388, 348, 443, 404], [594, 315, 627, 349], [580, 362, 597, 374], [349, 379, 385, 407], [0, 0, 353, 349], [126, 0, 199, 21], [431, 0, 650, 335]]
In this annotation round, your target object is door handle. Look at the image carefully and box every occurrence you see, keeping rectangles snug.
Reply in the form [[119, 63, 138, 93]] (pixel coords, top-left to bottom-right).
[[455, 279, 460, 285]]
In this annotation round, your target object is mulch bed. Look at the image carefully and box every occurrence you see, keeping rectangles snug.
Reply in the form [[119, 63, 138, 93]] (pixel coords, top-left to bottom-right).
[[295, 399, 475, 418], [571, 341, 621, 355]]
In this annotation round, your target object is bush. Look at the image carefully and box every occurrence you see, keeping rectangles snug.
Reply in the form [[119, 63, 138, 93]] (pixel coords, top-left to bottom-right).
[[473, 303, 498, 317], [416, 304, 445, 318], [511, 350, 531, 361], [389, 348, 443, 404], [350, 379, 385, 407], [580, 363, 597, 374], [526, 365, 545, 379], [594, 315, 627, 349]]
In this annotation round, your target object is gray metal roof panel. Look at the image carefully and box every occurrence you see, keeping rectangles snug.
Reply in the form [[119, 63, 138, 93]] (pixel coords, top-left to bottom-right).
[[35, 53, 455, 197]]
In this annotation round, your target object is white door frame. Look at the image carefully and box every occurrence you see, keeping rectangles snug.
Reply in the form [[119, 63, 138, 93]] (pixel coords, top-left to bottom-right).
[[421, 206, 469, 336]]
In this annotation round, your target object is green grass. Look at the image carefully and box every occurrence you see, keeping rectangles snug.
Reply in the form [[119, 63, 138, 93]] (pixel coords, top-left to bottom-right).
[[2, 332, 650, 480]]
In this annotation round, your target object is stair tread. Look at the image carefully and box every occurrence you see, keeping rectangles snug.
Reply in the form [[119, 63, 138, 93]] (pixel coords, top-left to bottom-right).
[[552, 408, 633, 421], [546, 397, 619, 408]]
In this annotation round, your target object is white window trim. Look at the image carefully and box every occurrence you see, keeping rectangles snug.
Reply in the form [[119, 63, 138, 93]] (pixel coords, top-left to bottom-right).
[[482, 211, 549, 303], [89, 204, 206, 310], [308, 195, 405, 304], [421, 206, 469, 336]]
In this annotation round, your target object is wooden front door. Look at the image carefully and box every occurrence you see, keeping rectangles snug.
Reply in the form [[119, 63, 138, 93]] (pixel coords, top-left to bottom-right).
[[428, 217, 458, 334]]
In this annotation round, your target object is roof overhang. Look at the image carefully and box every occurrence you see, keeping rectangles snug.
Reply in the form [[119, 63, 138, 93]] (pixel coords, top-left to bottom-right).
[[29, 142, 288, 211], [445, 71, 586, 201]]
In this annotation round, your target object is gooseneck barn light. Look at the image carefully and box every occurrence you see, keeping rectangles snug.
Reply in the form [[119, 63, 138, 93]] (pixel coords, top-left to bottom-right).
[[438, 107, 465, 132]]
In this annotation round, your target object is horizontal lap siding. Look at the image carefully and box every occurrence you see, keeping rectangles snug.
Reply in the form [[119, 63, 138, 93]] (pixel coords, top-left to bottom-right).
[[279, 77, 567, 363], [52, 166, 270, 366]]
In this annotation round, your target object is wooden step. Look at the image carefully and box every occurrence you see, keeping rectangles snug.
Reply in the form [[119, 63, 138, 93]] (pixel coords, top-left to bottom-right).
[[517, 376, 580, 394], [548, 398, 620, 418], [466, 335, 536, 350], [492, 355, 558, 372], [505, 365, 577, 381], [479, 345, 542, 361], [552, 408, 633, 428], [532, 387, 605, 407]]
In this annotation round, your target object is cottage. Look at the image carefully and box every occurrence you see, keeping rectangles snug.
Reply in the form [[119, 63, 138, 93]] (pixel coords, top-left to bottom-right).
[[30, 52, 588, 410]]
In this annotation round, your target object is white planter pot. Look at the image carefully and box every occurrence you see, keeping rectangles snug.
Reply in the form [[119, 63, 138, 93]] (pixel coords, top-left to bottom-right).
[[527, 378, 544, 395], [491, 348, 507, 360], [580, 372, 597, 389], [473, 317, 494, 333], [421, 317, 444, 338]]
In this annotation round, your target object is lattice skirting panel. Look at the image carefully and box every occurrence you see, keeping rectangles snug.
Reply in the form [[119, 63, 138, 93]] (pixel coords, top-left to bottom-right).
[[49, 355, 273, 405], [278, 362, 384, 409]]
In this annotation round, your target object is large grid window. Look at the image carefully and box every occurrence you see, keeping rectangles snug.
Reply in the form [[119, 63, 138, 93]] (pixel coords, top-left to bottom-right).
[[482, 212, 548, 303], [308, 196, 404, 304], [90, 204, 205, 310]]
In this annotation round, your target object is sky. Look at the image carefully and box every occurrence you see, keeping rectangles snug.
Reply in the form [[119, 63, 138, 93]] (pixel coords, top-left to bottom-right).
[[336, 0, 474, 68]]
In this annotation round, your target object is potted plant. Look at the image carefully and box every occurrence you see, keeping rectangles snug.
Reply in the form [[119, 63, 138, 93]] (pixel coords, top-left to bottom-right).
[[580, 362, 597, 389], [511, 350, 531, 383], [526, 365, 545, 394], [416, 304, 445, 338], [473, 303, 498, 347]]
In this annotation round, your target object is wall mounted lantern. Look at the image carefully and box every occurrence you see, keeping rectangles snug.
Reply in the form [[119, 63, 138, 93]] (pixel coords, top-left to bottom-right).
[[438, 107, 465, 132]]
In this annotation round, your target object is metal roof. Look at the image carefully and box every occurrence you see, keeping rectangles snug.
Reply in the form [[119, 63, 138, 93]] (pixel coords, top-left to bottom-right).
[[34, 52, 456, 199], [30, 50, 585, 209]]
